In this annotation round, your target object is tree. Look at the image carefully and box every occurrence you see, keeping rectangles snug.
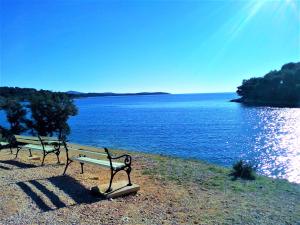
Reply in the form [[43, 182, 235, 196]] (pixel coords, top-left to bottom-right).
[[1, 99, 28, 134], [235, 62, 300, 106], [27, 91, 78, 137]]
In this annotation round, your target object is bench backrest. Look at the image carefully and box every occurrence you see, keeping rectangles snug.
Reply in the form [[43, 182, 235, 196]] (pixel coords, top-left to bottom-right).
[[39, 136, 60, 141], [63, 142, 118, 170], [14, 135, 40, 145], [14, 135, 61, 147], [65, 143, 108, 157]]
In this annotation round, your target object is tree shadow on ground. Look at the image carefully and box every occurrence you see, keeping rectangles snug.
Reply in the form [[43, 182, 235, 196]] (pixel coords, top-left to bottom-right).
[[17, 175, 103, 212], [0, 160, 37, 169]]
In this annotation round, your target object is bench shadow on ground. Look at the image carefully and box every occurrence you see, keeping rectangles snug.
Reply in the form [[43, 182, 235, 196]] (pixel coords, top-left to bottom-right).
[[0, 165, 10, 170], [17, 175, 104, 212], [0, 160, 37, 169]]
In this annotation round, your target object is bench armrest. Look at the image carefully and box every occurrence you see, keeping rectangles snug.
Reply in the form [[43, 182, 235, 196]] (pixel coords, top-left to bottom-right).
[[104, 148, 132, 167], [111, 154, 132, 165]]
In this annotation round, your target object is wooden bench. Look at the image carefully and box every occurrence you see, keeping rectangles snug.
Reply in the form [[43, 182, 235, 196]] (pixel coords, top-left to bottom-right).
[[0, 133, 13, 154], [0, 141, 10, 152], [62, 142, 132, 193], [14, 135, 62, 166]]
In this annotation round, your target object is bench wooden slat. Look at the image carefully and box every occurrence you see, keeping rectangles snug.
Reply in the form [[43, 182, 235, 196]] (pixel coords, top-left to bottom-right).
[[0, 141, 9, 146], [39, 136, 58, 140], [39, 136, 60, 143], [23, 144, 56, 152], [70, 156, 125, 169], [14, 135, 39, 141], [68, 148, 107, 156], [15, 135, 60, 145], [67, 143, 107, 154], [15, 139, 40, 145]]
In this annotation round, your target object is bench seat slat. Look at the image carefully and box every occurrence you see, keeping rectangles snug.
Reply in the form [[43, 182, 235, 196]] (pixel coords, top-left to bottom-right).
[[23, 144, 56, 152], [0, 141, 9, 146], [71, 156, 125, 170]]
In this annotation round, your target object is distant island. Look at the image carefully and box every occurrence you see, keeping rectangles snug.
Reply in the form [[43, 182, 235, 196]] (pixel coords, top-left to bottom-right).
[[231, 62, 300, 107], [65, 91, 170, 98], [0, 87, 170, 101]]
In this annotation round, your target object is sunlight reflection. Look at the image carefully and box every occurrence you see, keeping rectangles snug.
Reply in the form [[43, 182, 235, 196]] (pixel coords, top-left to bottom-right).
[[253, 108, 300, 183]]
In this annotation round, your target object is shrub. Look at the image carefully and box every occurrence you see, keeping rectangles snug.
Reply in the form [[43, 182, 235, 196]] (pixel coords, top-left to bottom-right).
[[231, 160, 256, 180]]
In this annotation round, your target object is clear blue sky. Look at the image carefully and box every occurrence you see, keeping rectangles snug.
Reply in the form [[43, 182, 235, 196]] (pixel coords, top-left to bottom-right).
[[0, 0, 299, 93]]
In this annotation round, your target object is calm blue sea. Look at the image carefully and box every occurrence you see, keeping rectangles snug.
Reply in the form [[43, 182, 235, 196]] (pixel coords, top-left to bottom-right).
[[1, 93, 300, 183]]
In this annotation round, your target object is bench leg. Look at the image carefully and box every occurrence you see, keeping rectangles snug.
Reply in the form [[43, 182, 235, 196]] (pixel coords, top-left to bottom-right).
[[55, 151, 60, 164], [15, 147, 21, 159], [80, 163, 84, 174], [126, 167, 132, 186], [106, 170, 116, 193], [28, 149, 32, 157], [41, 152, 46, 166], [63, 159, 72, 175]]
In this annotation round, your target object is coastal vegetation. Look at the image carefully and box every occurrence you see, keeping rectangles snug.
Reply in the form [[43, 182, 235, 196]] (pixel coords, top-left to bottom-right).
[[0, 87, 169, 101], [232, 62, 300, 107], [0, 89, 77, 137], [231, 160, 256, 180]]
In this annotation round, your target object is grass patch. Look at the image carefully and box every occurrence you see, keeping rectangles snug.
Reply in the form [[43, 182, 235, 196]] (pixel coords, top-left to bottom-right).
[[141, 153, 300, 224]]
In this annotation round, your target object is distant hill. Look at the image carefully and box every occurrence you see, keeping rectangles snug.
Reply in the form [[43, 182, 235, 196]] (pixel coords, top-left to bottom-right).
[[66, 91, 84, 95], [232, 62, 300, 107], [0, 87, 170, 101], [66, 91, 170, 98]]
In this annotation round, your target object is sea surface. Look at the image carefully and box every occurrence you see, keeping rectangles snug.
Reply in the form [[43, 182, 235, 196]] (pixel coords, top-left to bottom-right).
[[1, 93, 300, 183]]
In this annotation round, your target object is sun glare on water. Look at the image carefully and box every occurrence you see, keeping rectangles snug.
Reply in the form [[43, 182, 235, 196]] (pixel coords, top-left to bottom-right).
[[253, 108, 300, 184]]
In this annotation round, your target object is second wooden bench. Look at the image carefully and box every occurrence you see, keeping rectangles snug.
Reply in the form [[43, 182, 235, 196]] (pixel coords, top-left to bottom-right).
[[62, 142, 132, 193], [14, 135, 62, 166]]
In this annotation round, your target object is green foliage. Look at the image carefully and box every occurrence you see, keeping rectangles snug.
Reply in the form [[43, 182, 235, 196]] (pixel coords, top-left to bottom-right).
[[1, 99, 28, 134], [0, 88, 78, 137], [0, 87, 39, 101], [236, 62, 300, 106], [27, 91, 78, 136], [231, 160, 256, 180]]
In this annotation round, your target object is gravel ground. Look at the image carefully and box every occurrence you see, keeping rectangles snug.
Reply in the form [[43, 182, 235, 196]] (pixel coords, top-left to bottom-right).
[[1, 148, 299, 225], [0, 148, 200, 225]]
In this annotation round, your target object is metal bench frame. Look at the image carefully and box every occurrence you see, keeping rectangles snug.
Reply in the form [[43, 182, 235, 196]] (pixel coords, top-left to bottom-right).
[[62, 141, 132, 193], [0, 141, 12, 154], [14, 135, 61, 166], [0, 133, 14, 154]]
